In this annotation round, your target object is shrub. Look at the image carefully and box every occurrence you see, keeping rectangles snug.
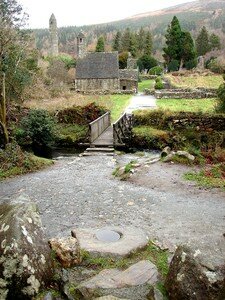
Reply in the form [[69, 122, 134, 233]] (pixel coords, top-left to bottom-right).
[[185, 58, 197, 70], [168, 60, 179, 72], [138, 55, 158, 72], [208, 59, 224, 74], [217, 74, 225, 112], [155, 77, 164, 89], [149, 66, 163, 76], [16, 109, 56, 148], [57, 103, 107, 125]]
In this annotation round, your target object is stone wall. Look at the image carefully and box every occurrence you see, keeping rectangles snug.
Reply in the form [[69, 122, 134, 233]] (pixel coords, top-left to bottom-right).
[[134, 110, 225, 131], [75, 78, 120, 92], [155, 88, 217, 99]]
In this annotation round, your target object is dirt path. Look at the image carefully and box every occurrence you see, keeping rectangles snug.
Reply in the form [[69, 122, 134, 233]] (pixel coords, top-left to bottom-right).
[[0, 154, 225, 268]]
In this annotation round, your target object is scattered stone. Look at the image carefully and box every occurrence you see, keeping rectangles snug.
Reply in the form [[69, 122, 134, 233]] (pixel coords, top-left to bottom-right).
[[78, 260, 159, 299], [0, 194, 53, 300], [161, 147, 195, 162], [176, 151, 195, 161], [49, 237, 81, 268], [165, 245, 225, 300], [72, 227, 149, 258], [161, 146, 171, 158]]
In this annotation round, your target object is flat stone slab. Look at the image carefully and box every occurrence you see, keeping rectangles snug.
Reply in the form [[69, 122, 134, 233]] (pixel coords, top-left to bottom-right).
[[72, 227, 149, 258], [78, 260, 159, 299]]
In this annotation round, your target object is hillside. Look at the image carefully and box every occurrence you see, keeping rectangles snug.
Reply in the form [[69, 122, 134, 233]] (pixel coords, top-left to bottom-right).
[[34, 0, 225, 57]]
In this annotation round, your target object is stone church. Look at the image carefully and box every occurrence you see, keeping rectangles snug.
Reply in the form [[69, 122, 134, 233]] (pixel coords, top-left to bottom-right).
[[75, 33, 138, 93]]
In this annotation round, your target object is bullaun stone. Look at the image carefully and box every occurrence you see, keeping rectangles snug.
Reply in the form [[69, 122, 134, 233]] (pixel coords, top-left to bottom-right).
[[165, 245, 225, 300], [0, 195, 54, 299]]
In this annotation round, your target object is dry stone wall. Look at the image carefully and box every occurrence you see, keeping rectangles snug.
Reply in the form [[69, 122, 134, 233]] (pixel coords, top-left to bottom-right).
[[155, 88, 217, 99]]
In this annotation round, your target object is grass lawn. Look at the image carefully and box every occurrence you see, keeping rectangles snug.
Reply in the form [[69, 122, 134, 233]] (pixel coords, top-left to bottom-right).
[[157, 98, 219, 113], [138, 79, 155, 92], [24, 94, 131, 122], [165, 74, 223, 89]]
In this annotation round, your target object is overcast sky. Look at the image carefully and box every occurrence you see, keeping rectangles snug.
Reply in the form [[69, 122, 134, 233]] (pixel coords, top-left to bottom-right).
[[18, 0, 194, 29]]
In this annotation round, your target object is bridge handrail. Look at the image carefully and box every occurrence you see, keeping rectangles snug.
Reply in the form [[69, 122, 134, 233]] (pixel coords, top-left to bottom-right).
[[113, 113, 133, 146], [89, 111, 111, 143]]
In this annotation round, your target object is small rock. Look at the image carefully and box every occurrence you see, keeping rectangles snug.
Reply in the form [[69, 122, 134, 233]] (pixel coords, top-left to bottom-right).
[[49, 237, 81, 268], [161, 146, 171, 158], [176, 150, 195, 161]]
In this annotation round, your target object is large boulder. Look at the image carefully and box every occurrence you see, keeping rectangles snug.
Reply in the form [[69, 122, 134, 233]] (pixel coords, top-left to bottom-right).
[[0, 195, 54, 299], [166, 245, 225, 300]]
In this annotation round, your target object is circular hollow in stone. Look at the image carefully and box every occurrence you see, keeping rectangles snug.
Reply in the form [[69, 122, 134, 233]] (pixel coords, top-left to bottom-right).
[[95, 229, 121, 243]]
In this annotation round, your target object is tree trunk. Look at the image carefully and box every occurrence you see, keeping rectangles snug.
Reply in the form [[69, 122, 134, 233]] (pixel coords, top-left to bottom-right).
[[179, 59, 184, 71], [0, 72, 9, 148]]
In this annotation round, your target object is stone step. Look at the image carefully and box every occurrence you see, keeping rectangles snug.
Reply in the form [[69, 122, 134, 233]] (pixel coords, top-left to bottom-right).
[[77, 260, 160, 300], [82, 152, 115, 157], [86, 148, 114, 152]]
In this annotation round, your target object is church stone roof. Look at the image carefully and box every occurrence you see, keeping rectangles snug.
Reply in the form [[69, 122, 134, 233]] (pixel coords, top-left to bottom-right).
[[119, 69, 138, 81], [76, 52, 119, 79]]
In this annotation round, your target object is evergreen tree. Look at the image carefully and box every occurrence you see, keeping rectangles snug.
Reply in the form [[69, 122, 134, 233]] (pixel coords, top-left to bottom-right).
[[137, 27, 146, 52], [181, 31, 197, 68], [144, 31, 153, 56], [163, 16, 183, 64], [122, 28, 131, 52], [112, 31, 122, 52], [196, 26, 210, 56], [129, 33, 138, 57], [95, 36, 105, 52], [209, 33, 221, 51]]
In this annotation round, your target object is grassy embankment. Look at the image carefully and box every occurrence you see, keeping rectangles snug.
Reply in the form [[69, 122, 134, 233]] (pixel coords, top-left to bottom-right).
[[0, 143, 53, 180], [165, 74, 223, 89]]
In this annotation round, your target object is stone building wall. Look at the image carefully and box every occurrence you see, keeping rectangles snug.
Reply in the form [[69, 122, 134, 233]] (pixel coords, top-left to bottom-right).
[[120, 79, 138, 91], [75, 78, 120, 92]]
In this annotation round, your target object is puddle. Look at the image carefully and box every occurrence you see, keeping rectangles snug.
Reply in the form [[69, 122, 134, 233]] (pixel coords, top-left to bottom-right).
[[95, 229, 121, 243]]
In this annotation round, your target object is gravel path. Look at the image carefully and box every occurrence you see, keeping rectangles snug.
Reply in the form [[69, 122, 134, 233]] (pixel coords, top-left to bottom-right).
[[0, 154, 225, 267], [125, 93, 157, 114]]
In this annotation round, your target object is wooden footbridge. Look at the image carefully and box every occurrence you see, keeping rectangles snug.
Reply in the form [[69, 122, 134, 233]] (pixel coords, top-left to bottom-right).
[[83, 112, 133, 156]]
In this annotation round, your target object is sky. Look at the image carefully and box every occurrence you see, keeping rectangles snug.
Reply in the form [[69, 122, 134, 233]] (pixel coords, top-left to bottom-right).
[[18, 0, 194, 29]]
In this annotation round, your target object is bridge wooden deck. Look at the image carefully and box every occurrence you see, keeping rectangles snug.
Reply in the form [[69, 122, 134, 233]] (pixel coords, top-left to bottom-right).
[[83, 112, 133, 155], [91, 126, 113, 147]]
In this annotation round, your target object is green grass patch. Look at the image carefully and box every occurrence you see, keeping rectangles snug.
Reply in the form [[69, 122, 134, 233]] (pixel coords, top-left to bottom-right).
[[184, 163, 225, 189], [157, 98, 218, 113], [165, 74, 223, 89], [80, 241, 169, 278], [138, 79, 155, 92], [0, 143, 53, 180], [109, 94, 131, 121]]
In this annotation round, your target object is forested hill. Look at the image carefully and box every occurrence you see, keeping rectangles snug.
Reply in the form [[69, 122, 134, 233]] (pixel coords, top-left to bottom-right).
[[34, 0, 225, 56]]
